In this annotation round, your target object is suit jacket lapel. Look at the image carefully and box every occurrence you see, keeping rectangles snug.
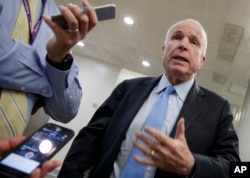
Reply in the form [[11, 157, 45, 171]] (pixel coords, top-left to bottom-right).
[[170, 82, 206, 137], [114, 76, 161, 138]]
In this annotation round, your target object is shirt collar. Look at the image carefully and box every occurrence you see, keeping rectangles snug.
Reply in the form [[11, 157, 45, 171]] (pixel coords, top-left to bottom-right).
[[156, 74, 194, 101]]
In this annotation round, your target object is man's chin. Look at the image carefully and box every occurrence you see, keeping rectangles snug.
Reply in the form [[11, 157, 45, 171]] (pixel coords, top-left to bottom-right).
[[170, 67, 187, 76]]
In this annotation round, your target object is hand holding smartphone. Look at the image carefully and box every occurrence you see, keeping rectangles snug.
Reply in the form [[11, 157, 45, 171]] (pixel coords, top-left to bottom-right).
[[52, 4, 116, 30], [0, 123, 74, 178]]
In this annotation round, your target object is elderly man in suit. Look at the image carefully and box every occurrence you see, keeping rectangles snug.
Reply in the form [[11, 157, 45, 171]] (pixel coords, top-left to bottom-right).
[[58, 18, 240, 178]]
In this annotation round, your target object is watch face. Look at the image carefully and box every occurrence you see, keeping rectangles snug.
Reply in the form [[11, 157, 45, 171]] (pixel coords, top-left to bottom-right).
[[63, 54, 73, 63], [62, 54, 73, 69]]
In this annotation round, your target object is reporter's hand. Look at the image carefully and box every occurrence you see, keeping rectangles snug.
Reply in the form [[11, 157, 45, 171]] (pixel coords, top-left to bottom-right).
[[0, 136, 61, 178], [30, 160, 61, 178], [43, 0, 98, 62], [0, 136, 25, 154], [133, 118, 195, 176]]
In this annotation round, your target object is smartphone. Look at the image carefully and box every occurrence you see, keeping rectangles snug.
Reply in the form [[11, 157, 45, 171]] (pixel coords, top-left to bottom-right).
[[95, 4, 116, 21], [51, 4, 116, 29], [0, 123, 74, 178]]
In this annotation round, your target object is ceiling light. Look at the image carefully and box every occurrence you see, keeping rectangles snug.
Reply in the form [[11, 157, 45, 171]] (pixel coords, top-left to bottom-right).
[[123, 17, 134, 25], [142, 60, 150, 67], [77, 41, 84, 47]]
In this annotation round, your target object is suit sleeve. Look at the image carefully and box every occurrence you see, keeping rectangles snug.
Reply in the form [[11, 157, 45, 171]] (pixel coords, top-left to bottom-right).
[[57, 81, 126, 178]]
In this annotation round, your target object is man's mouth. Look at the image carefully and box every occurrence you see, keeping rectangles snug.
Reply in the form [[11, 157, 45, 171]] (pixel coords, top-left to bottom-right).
[[173, 56, 188, 62]]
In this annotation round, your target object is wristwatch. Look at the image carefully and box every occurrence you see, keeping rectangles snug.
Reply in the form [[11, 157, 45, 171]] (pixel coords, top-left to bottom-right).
[[46, 53, 73, 70]]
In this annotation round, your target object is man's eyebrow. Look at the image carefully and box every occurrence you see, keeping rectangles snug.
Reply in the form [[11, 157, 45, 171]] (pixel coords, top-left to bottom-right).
[[172, 30, 183, 34], [170, 30, 183, 38]]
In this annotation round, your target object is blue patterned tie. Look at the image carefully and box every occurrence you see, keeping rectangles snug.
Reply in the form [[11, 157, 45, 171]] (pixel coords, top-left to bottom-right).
[[120, 86, 175, 178]]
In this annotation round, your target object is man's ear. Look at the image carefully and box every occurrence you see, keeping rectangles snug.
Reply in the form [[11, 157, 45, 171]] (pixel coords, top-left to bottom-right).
[[202, 56, 206, 64], [199, 56, 206, 69], [162, 45, 166, 57]]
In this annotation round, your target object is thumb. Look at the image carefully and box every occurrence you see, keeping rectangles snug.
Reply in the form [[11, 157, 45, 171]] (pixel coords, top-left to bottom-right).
[[174, 117, 186, 140]]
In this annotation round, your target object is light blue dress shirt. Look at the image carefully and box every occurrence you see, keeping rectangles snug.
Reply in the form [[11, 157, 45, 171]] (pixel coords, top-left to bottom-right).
[[0, 0, 82, 123], [110, 74, 194, 178]]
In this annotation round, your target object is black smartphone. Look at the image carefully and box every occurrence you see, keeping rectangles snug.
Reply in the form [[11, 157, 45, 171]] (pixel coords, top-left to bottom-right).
[[0, 123, 74, 178], [51, 4, 116, 29]]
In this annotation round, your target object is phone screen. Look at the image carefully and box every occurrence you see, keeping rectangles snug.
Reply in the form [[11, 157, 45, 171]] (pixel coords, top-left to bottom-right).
[[0, 123, 74, 177]]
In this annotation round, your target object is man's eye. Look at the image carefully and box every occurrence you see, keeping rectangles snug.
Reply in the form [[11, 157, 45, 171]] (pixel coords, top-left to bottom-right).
[[191, 40, 199, 46], [173, 35, 180, 40]]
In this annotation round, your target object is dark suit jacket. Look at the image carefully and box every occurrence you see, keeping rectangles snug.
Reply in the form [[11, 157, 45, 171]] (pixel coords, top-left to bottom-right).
[[58, 76, 240, 178]]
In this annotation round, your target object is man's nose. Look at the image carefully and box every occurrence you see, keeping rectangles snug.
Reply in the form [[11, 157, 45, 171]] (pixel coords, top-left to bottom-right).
[[178, 38, 188, 51]]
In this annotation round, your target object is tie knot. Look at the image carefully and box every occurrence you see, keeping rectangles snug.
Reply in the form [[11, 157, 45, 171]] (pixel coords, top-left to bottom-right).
[[165, 85, 175, 94]]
